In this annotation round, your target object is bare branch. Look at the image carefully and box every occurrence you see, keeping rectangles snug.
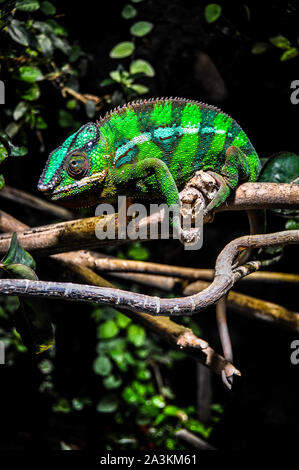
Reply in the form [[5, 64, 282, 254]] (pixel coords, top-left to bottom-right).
[[221, 182, 299, 211], [0, 212, 239, 378], [175, 429, 216, 450], [184, 281, 299, 332], [0, 185, 73, 221], [0, 231, 298, 317]]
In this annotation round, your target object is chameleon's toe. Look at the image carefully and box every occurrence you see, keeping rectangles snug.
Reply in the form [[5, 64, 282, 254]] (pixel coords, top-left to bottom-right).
[[204, 171, 231, 214]]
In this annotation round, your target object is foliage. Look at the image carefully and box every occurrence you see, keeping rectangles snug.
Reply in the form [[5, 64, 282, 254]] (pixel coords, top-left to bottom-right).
[[101, 0, 155, 101], [0, 233, 54, 353], [0, 0, 92, 156], [259, 152, 299, 226]]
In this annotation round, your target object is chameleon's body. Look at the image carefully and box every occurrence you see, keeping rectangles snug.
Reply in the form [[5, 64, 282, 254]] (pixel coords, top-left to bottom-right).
[[38, 98, 260, 223]]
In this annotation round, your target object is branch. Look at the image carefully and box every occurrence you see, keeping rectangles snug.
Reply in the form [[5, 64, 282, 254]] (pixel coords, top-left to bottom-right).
[[0, 185, 73, 221], [175, 429, 216, 450], [0, 182, 298, 257], [65, 250, 299, 285], [221, 182, 299, 211], [0, 231, 298, 316], [184, 281, 299, 332], [0, 212, 239, 379]]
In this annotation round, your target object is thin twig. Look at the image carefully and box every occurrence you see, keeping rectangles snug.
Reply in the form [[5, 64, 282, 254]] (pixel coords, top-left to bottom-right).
[[216, 296, 233, 389], [175, 429, 216, 450]]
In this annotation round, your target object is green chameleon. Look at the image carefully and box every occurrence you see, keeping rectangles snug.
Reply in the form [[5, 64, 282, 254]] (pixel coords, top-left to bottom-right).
[[38, 97, 260, 235]]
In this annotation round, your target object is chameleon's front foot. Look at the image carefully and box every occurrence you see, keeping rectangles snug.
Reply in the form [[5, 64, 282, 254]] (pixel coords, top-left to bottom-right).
[[204, 171, 231, 216]]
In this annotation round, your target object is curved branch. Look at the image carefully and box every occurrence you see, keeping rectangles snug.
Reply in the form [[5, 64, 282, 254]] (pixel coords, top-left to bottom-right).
[[0, 230, 298, 316], [0, 211, 239, 378]]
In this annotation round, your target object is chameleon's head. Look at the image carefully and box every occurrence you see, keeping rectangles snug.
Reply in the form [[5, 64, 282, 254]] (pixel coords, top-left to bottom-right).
[[37, 122, 109, 208]]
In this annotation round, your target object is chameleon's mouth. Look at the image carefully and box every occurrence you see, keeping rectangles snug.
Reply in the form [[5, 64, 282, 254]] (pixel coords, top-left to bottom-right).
[[38, 169, 107, 201]]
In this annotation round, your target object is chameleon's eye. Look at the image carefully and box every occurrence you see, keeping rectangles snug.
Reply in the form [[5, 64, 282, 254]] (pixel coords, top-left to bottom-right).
[[65, 152, 89, 179]]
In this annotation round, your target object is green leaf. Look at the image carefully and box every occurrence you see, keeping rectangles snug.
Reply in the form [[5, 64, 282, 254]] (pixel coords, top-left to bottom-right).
[[122, 4, 137, 19], [280, 47, 299, 61], [98, 320, 119, 339], [109, 70, 122, 82], [58, 109, 75, 128], [127, 242, 149, 260], [110, 41, 135, 59], [164, 405, 180, 416], [0, 175, 4, 190], [116, 312, 131, 329], [269, 35, 291, 49], [0, 132, 27, 156], [3, 263, 38, 280], [66, 99, 77, 110], [251, 42, 270, 54], [130, 21, 153, 37], [127, 324, 145, 347], [13, 101, 28, 121], [259, 152, 299, 184], [7, 20, 31, 46], [185, 418, 212, 439], [151, 394, 165, 408], [45, 19, 67, 36], [100, 78, 115, 87], [37, 33, 53, 58], [130, 83, 149, 95], [103, 374, 122, 389], [0, 143, 8, 165], [40, 1, 56, 15], [122, 385, 140, 404], [36, 116, 47, 129], [204, 4, 222, 24], [18, 66, 43, 83], [93, 355, 112, 376], [97, 394, 118, 413], [130, 59, 155, 77], [15, 0, 40, 12], [53, 398, 71, 413], [259, 152, 299, 218], [5, 123, 20, 138], [285, 219, 299, 230], [21, 83, 40, 101], [70, 44, 81, 62], [136, 367, 151, 381], [2, 232, 36, 269], [51, 36, 72, 54], [14, 298, 55, 354]]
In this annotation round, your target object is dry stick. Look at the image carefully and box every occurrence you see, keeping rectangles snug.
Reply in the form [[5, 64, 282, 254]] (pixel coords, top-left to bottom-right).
[[70, 248, 299, 332], [49, 261, 241, 380], [184, 280, 299, 332], [216, 296, 233, 389], [69, 250, 299, 284], [0, 231, 298, 317], [0, 185, 73, 220], [219, 182, 299, 211], [175, 429, 216, 451], [0, 211, 238, 378]]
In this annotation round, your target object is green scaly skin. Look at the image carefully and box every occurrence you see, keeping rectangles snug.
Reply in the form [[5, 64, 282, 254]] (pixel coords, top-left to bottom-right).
[[38, 97, 261, 232]]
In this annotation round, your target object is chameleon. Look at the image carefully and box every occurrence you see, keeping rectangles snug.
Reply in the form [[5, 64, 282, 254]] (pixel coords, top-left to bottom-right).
[[37, 97, 261, 237]]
